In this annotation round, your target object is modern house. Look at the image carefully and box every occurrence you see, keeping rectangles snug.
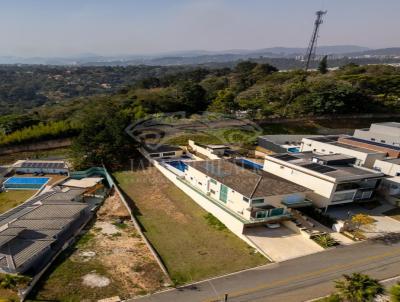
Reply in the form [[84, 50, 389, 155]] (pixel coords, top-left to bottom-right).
[[188, 140, 230, 159], [140, 144, 184, 159], [300, 136, 386, 168], [0, 190, 91, 274], [184, 159, 311, 223], [354, 122, 400, 146], [264, 152, 385, 209], [373, 158, 400, 202], [258, 134, 320, 155], [13, 160, 69, 175]]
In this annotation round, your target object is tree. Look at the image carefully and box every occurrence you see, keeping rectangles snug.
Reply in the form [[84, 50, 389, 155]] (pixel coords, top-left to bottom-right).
[[335, 273, 384, 302], [177, 81, 207, 114], [390, 283, 400, 302], [208, 89, 237, 113], [71, 100, 133, 169], [318, 55, 328, 74], [350, 213, 375, 238]]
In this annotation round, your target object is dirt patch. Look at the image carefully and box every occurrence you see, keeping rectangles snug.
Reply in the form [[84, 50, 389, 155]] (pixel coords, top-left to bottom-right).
[[97, 192, 130, 219], [96, 221, 120, 235], [82, 273, 111, 288]]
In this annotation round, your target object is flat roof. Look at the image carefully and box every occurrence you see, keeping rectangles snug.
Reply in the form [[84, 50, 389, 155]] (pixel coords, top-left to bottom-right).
[[142, 144, 182, 153], [305, 136, 385, 154], [186, 159, 309, 198], [259, 134, 320, 145], [269, 152, 383, 179], [62, 177, 102, 188]]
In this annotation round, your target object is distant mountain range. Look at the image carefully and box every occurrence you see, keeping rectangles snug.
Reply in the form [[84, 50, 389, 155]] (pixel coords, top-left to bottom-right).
[[1, 45, 400, 66]]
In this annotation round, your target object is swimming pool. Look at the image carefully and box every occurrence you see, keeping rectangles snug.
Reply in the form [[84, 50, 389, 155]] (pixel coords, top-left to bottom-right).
[[167, 161, 188, 172], [3, 177, 49, 190], [287, 147, 300, 153]]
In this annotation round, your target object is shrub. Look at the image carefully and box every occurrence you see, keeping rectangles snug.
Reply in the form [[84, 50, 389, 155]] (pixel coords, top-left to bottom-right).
[[312, 234, 338, 248]]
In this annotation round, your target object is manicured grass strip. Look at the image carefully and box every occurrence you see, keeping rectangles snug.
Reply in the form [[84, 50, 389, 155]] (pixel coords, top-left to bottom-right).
[[113, 166, 267, 285]]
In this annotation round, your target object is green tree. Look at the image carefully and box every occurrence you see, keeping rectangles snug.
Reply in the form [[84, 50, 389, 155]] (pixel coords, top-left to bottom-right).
[[208, 89, 237, 113], [318, 55, 328, 74], [334, 273, 384, 302], [177, 81, 207, 113], [71, 100, 133, 169], [390, 283, 400, 302]]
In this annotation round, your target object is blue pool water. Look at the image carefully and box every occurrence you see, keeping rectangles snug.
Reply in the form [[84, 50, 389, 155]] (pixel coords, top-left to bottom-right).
[[287, 147, 300, 153], [237, 158, 263, 170], [167, 161, 188, 172], [3, 177, 49, 189]]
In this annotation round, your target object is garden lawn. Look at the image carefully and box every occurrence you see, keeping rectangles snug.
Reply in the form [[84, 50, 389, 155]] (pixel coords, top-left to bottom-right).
[[113, 162, 268, 285], [0, 190, 35, 213]]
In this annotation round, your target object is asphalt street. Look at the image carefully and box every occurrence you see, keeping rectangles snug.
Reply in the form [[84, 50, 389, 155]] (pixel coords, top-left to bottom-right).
[[132, 240, 400, 302]]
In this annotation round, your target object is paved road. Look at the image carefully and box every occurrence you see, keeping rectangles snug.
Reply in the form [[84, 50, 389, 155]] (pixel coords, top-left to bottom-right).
[[132, 241, 400, 302]]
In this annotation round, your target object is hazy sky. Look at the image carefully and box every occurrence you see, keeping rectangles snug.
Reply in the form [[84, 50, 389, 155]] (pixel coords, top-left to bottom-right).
[[0, 0, 399, 57]]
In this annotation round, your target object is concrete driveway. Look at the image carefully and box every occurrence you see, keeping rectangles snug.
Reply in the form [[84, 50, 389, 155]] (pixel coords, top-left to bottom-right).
[[327, 202, 400, 238], [244, 226, 323, 262]]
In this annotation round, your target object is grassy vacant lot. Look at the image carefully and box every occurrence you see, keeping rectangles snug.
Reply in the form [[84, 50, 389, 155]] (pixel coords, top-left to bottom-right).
[[0, 147, 70, 165], [113, 162, 267, 285], [0, 190, 35, 214], [383, 207, 400, 221]]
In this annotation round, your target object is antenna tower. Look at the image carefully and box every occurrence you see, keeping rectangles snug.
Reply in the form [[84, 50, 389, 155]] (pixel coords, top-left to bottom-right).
[[304, 10, 327, 71]]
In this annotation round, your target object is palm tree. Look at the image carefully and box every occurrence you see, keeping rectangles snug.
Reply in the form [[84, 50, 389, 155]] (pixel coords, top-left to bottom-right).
[[334, 273, 384, 302]]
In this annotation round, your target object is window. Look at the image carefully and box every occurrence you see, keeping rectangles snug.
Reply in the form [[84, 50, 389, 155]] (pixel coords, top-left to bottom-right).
[[210, 179, 217, 185], [332, 191, 355, 202], [255, 211, 266, 219], [396, 172, 400, 176], [162, 152, 176, 157], [150, 153, 160, 158], [210, 189, 216, 194], [381, 140, 386, 143], [198, 182, 202, 186], [371, 138, 376, 141], [251, 198, 264, 205], [243, 197, 249, 202]]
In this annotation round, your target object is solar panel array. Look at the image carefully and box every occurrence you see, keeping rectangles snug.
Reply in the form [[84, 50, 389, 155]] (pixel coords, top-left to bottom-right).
[[274, 154, 299, 162], [21, 162, 65, 169], [302, 163, 337, 174]]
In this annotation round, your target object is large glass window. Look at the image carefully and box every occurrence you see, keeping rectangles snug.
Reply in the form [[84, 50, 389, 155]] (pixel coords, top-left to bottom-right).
[[332, 191, 355, 202], [162, 152, 176, 157], [251, 198, 264, 205]]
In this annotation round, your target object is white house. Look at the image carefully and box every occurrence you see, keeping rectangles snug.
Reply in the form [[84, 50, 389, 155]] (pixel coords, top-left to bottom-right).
[[188, 140, 230, 159], [354, 122, 400, 146], [300, 136, 386, 168], [264, 152, 385, 209], [140, 144, 184, 159], [184, 159, 311, 222]]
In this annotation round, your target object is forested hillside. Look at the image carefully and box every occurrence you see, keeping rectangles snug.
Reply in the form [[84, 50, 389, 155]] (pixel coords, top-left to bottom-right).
[[1, 62, 400, 153]]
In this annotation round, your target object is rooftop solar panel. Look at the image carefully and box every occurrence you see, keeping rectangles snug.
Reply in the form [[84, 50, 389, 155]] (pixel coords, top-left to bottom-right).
[[274, 154, 299, 161], [302, 163, 337, 174]]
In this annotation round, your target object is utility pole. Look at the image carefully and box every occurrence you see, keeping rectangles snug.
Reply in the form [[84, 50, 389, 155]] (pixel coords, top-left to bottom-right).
[[304, 10, 327, 71]]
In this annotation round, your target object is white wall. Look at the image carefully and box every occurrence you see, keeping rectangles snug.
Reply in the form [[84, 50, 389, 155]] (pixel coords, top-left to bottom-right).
[[373, 160, 400, 177], [300, 138, 385, 168], [188, 140, 221, 160]]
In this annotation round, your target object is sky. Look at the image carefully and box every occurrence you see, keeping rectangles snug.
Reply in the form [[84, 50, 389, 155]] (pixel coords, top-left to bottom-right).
[[0, 0, 399, 57]]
